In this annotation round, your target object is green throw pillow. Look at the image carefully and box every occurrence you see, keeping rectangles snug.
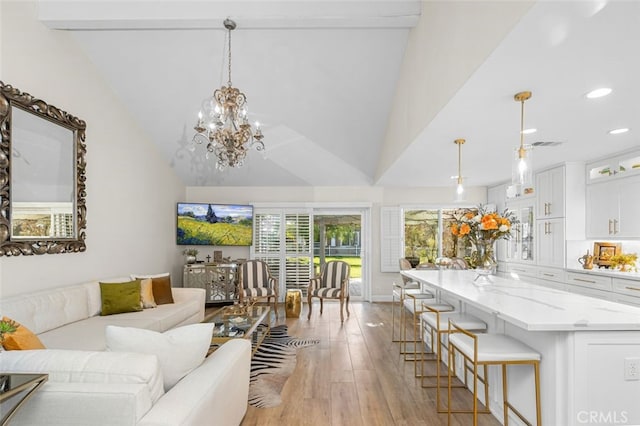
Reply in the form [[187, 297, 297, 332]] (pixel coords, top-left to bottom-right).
[[99, 280, 143, 316]]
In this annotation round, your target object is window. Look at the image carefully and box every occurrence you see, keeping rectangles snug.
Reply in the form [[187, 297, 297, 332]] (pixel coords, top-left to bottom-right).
[[380, 206, 476, 271]]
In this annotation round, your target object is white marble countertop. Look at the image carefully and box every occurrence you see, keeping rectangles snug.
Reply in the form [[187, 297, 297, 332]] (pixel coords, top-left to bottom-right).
[[402, 269, 640, 331]]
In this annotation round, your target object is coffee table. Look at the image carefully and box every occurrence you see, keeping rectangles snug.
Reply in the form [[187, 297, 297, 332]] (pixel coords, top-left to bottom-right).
[[202, 305, 270, 356], [0, 373, 48, 426]]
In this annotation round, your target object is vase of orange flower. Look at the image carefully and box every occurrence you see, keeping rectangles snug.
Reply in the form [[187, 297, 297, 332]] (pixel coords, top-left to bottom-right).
[[451, 205, 518, 275]]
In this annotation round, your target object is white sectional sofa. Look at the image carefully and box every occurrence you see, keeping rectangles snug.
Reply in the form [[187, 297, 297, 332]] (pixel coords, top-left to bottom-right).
[[0, 278, 251, 426]]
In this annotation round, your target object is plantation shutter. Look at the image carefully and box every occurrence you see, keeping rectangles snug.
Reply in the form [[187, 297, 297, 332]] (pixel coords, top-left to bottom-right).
[[380, 207, 401, 272], [253, 213, 282, 284], [252, 210, 313, 298], [284, 213, 313, 295]]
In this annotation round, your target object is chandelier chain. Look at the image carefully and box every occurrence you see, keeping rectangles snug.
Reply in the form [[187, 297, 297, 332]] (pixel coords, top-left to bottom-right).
[[227, 25, 232, 86]]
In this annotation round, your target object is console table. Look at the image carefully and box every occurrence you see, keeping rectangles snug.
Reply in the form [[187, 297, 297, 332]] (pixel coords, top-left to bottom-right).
[[183, 263, 240, 305]]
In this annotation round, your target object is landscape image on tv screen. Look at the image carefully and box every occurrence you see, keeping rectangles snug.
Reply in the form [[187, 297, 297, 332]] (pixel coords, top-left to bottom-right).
[[177, 203, 253, 246]]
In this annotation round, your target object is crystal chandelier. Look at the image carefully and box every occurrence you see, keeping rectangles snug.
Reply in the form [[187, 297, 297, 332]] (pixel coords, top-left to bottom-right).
[[454, 138, 465, 202], [193, 19, 264, 170], [512, 91, 533, 192]]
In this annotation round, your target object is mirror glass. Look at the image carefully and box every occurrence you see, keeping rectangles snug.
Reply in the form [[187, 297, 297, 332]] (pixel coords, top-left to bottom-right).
[[0, 81, 87, 256], [11, 106, 75, 239]]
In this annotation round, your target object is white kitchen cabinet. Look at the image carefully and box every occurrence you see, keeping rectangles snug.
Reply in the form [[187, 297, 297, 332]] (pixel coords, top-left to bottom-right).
[[586, 174, 640, 238], [536, 166, 565, 218], [536, 218, 565, 268]]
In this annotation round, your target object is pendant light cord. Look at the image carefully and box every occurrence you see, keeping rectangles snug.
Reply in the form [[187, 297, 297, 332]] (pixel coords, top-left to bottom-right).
[[227, 26, 232, 87]]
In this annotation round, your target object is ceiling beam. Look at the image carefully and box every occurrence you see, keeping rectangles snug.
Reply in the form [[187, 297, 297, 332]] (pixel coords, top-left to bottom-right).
[[38, 1, 421, 30]]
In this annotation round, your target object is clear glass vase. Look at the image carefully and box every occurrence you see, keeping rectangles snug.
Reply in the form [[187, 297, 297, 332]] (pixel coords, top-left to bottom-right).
[[474, 239, 497, 275]]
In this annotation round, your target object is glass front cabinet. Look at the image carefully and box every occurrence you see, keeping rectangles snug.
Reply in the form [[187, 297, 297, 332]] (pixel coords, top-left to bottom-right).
[[505, 198, 535, 264]]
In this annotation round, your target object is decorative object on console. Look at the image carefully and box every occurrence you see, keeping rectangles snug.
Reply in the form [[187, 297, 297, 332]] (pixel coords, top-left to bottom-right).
[[453, 138, 466, 202], [451, 204, 518, 275], [511, 91, 534, 194], [214, 250, 223, 262], [182, 248, 199, 264], [192, 19, 264, 170], [609, 252, 638, 272], [593, 242, 622, 268]]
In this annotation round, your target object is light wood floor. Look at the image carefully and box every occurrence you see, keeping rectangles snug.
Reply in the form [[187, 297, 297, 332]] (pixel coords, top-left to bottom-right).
[[233, 301, 501, 426]]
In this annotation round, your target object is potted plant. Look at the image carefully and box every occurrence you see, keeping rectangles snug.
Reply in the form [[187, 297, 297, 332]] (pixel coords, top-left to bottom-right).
[[609, 252, 638, 272], [0, 318, 19, 350], [182, 248, 199, 264]]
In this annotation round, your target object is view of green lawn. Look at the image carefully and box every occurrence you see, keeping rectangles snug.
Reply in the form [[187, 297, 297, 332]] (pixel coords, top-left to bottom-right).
[[313, 256, 361, 278]]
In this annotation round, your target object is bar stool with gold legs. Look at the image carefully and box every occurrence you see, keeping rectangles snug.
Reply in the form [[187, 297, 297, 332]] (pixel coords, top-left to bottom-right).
[[420, 307, 487, 412], [402, 294, 453, 377], [447, 321, 542, 426], [391, 280, 422, 342]]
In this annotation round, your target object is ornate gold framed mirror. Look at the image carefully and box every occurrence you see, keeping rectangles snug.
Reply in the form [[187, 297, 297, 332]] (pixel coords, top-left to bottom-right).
[[0, 81, 87, 256]]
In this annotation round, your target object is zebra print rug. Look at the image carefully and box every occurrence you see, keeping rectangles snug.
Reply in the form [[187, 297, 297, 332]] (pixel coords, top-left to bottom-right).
[[249, 324, 319, 408]]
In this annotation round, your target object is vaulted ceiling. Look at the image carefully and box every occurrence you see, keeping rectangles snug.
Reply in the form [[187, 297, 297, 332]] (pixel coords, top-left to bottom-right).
[[40, 1, 640, 187]]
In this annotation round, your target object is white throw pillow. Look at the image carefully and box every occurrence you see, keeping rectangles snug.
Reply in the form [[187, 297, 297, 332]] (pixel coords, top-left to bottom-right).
[[105, 323, 214, 391]]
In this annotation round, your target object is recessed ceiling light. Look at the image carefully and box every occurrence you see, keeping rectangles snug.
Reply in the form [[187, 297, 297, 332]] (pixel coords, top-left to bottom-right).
[[521, 128, 537, 135], [608, 128, 629, 135], [586, 88, 612, 99]]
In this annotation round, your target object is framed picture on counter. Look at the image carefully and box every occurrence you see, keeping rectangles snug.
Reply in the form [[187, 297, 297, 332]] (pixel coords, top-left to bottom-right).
[[594, 242, 621, 268]]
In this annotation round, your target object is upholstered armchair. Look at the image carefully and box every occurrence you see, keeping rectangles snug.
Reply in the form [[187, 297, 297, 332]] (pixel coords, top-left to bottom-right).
[[239, 260, 279, 318], [307, 260, 351, 323]]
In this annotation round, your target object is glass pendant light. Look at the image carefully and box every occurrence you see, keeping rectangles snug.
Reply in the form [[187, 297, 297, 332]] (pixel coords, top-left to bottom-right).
[[454, 138, 465, 202], [512, 91, 534, 194]]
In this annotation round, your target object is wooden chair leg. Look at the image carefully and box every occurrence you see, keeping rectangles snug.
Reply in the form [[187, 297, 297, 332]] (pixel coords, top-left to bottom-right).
[[339, 297, 345, 323], [320, 298, 324, 315], [307, 294, 312, 319], [346, 294, 350, 316], [272, 296, 278, 319]]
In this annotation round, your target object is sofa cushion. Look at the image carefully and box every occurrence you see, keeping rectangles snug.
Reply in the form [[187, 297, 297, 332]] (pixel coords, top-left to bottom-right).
[[2, 316, 46, 350], [99, 281, 143, 316], [1, 349, 165, 405], [132, 273, 174, 305], [38, 314, 161, 351], [0, 285, 90, 334], [106, 323, 214, 391], [140, 279, 157, 309]]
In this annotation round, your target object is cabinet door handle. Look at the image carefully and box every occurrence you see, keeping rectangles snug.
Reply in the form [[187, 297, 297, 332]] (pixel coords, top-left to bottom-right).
[[548, 202, 551, 216], [625, 286, 640, 292], [573, 278, 596, 284], [613, 219, 619, 234], [543, 273, 554, 277], [608, 219, 613, 235]]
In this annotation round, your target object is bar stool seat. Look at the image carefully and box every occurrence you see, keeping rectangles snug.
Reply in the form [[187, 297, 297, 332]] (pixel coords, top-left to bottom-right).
[[423, 312, 487, 333], [447, 322, 542, 426], [449, 333, 541, 363]]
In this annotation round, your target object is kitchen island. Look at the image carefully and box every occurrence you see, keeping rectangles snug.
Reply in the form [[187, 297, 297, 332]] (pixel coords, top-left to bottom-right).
[[402, 269, 640, 426]]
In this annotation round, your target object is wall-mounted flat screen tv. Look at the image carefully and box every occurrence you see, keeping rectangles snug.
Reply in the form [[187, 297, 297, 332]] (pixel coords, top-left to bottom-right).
[[177, 203, 253, 246]]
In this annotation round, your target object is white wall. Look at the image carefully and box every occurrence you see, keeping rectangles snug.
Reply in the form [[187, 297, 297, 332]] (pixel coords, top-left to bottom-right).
[[187, 185, 487, 300], [0, 1, 185, 297]]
